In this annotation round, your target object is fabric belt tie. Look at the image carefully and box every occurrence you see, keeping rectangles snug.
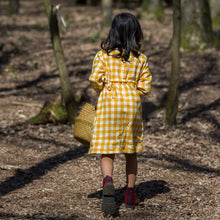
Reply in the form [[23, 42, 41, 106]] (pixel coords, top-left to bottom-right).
[[104, 80, 136, 99], [106, 80, 136, 90]]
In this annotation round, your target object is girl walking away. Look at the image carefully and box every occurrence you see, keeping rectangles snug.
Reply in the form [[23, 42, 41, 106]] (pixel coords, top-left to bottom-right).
[[89, 12, 152, 216]]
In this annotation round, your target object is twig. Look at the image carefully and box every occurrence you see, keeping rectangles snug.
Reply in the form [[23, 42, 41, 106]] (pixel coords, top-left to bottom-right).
[[12, 101, 42, 107], [0, 165, 20, 170]]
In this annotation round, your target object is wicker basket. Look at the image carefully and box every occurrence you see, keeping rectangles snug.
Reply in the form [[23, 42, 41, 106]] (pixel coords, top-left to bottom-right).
[[73, 103, 96, 147]]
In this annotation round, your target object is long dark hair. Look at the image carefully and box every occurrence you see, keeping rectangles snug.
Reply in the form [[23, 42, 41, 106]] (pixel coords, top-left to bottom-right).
[[101, 13, 143, 61]]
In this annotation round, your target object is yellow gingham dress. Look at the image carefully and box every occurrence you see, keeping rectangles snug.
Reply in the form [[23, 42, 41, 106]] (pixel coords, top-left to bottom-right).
[[89, 49, 152, 154]]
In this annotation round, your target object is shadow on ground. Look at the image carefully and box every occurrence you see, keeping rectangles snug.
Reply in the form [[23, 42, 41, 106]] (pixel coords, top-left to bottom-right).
[[0, 212, 76, 220], [0, 146, 88, 197], [140, 153, 220, 176], [88, 180, 170, 217]]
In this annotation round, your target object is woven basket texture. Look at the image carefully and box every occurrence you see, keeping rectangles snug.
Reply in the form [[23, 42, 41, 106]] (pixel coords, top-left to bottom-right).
[[73, 103, 95, 147]]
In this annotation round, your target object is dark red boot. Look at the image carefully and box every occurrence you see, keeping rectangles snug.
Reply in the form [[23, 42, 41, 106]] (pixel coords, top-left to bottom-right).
[[125, 187, 140, 208], [101, 175, 116, 216]]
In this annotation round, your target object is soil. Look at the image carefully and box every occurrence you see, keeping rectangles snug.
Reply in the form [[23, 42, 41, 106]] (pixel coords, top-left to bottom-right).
[[0, 1, 220, 219]]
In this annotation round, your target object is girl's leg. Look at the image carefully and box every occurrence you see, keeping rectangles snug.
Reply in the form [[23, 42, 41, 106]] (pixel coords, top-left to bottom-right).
[[125, 153, 137, 188], [101, 154, 116, 215], [101, 154, 115, 178], [124, 153, 140, 208]]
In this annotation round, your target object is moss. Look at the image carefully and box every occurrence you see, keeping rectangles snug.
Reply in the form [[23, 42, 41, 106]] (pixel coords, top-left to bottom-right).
[[181, 23, 220, 50], [29, 98, 68, 124], [51, 104, 68, 122], [141, 0, 164, 20], [141, 0, 149, 12], [181, 24, 201, 50], [212, 34, 220, 49], [154, 4, 164, 20], [212, 12, 220, 28]]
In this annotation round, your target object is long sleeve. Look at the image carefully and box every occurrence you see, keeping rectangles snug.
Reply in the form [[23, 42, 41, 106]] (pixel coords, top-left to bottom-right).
[[136, 58, 152, 96], [89, 52, 105, 94]]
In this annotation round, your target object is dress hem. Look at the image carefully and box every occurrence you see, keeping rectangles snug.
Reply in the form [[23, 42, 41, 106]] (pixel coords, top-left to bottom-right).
[[88, 150, 143, 154]]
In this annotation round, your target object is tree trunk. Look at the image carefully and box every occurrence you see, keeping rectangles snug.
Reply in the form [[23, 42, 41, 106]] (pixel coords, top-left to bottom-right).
[[76, 0, 87, 4], [165, 0, 181, 125], [87, 0, 99, 6], [181, 0, 215, 49], [43, 0, 78, 124], [209, 0, 220, 28], [29, 96, 68, 124], [102, 0, 112, 26], [141, 0, 164, 19], [8, 0, 19, 15]]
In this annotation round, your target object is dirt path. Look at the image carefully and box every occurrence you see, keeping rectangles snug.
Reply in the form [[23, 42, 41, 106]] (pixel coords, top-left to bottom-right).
[[0, 1, 220, 219]]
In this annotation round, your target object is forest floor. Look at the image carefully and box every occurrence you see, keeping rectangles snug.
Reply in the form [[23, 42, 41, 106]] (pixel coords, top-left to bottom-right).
[[0, 1, 220, 219]]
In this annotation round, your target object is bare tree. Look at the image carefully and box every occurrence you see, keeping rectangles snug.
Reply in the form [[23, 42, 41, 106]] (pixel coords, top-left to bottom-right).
[[209, 0, 220, 28], [165, 0, 181, 125], [102, 0, 112, 25], [8, 0, 19, 15], [87, 0, 99, 6], [141, 0, 164, 19], [181, 0, 215, 49], [41, 0, 78, 124]]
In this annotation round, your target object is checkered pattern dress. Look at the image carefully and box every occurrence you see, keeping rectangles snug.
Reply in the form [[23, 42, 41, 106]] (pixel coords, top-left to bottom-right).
[[89, 49, 152, 154]]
